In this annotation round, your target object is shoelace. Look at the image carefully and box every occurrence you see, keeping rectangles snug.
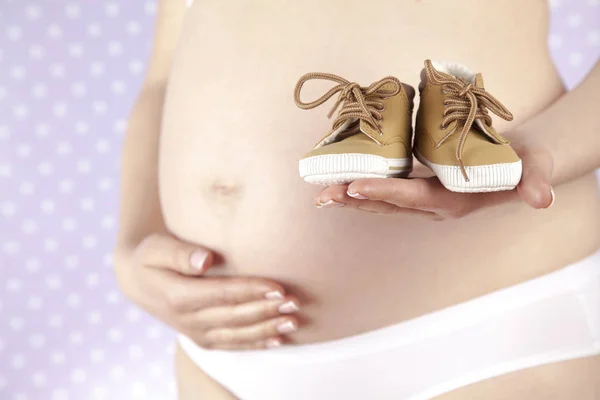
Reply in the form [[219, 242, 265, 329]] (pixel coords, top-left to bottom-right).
[[294, 73, 401, 136], [424, 60, 514, 181]]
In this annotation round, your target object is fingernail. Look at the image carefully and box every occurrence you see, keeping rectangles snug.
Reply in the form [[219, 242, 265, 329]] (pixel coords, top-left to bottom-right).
[[316, 200, 344, 209], [347, 191, 368, 200], [276, 321, 297, 334], [278, 301, 299, 314], [266, 338, 282, 348], [189, 250, 208, 271], [265, 291, 284, 300], [545, 187, 555, 209]]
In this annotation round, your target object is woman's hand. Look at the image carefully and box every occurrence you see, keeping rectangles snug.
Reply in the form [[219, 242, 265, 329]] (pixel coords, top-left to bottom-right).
[[314, 140, 555, 220], [114, 233, 299, 350]]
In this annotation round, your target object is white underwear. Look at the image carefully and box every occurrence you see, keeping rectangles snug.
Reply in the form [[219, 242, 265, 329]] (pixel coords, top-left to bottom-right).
[[179, 249, 600, 400]]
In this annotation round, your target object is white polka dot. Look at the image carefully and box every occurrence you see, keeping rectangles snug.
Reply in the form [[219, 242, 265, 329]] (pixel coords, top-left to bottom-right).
[[95, 139, 111, 153], [52, 102, 68, 118], [40, 199, 55, 214], [47, 24, 63, 39], [6, 278, 22, 291], [64, 255, 79, 269], [74, 121, 89, 134], [56, 141, 73, 156], [13, 104, 30, 119], [71, 81, 87, 97], [549, 0, 562, 8], [110, 80, 126, 94], [1, 201, 17, 217], [51, 390, 69, 400], [46, 275, 62, 290], [110, 365, 125, 380], [567, 13, 583, 28], [144, 1, 157, 15], [587, 0, 599, 5], [146, 325, 162, 339], [11, 65, 27, 80], [13, 393, 27, 400], [61, 217, 78, 231], [98, 177, 113, 191], [25, 258, 41, 273], [90, 349, 105, 363], [90, 61, 106, 77], [88, 311, 102, 325], [128, 345, 144, 360], [103, 253, 114, 267], [3, 241, 20, 255], [70, 369, 86, 384], [58, 178, 74, 192], [77, 160, 92, 174], [80, 197, 95, 211], [128, 59, 144, 75], [101, 215, 116, 230], [131, 382, 147, 397], [85, 272, 99, 285], [0, 125, 10, 140], [21, 219, 38, 235], [92, 100, 108, 114], [108, 41, 123, 56], [106, 291, 121, 304], [67, 294, 81, 308], [19, 181, 35, 196], [149, 364, 163, 377], [68, 43, 84, 58], [29, 334, 46, 349], [7, 25, 23, 41], [127, 308, 142, 324], [105, 3, 120, 17], [127, 20, 142, 36], [92, 387, 107, 399], [28, 296, 43, 310], [114, 119, 128, 133], [25, 5, 42, 21], [32, 371, 47, 387], [569, 52, 583, 66], [49, 63, 66, 79], [0, 375, 6, 389], [65, 3, 81, 19], [50, 351, 66, 365], [10, 317, 25, 331], [44, 238, 58, 252], [48, 315, 63, 328], [69, 331, 83, 345], [108, 328, 123, 342], [38, 162, 54, 176], [35, 123, 51, 137], [588, 30, 600, 46], [28, 45, 45, 60], [17, 143, 32, 158], [0, 163, 12, 178], [11, 354, 26, 370], [87, 23, 102, 37]]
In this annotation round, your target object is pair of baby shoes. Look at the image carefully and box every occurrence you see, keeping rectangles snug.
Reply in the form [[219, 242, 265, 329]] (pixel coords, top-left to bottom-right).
[[294, 60, 522, 193]]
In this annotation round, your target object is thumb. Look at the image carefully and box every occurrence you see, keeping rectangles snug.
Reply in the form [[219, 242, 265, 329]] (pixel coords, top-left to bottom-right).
[[516, 148, 555, 209], [135, 233, 215, 276]]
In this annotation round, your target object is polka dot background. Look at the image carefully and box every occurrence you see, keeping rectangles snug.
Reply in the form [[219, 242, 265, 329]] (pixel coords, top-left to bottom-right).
[[0, 1, 598, 399]]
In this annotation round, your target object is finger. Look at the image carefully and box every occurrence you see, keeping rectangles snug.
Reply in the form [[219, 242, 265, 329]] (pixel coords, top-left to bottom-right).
[[346, 177, 449, 211], [204, 316, 298, 347], [316, 183, 439, 218], [209, 337, 284, 350], [187, 277, 287, 308], [516, 149, 554, 209], [192, 297, 300, 329], [135, 233, 214, 276]]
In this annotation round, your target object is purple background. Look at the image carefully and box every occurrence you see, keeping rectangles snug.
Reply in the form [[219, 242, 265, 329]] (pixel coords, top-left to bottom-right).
[[0, 1, 598, 399]]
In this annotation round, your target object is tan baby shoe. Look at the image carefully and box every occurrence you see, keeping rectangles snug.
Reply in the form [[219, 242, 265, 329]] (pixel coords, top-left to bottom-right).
[[414, 60, 522, 192], [294, 73, 414, 185]]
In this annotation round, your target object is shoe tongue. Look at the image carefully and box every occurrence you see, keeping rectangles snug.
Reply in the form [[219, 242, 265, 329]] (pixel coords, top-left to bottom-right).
[[474, 73, 485, 89]]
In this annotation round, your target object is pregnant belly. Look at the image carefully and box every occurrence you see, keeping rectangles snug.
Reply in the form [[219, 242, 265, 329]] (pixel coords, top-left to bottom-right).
[[158, 0, 600, 343]]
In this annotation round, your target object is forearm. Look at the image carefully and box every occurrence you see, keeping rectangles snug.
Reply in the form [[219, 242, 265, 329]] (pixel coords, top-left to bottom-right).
[[512, 61, 600, 185], [116, 83, 168, 251]]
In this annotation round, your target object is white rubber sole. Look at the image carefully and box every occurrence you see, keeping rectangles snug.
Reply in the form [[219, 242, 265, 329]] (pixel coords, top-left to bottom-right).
[[299, 153, 412, 185], [415, 149, 522, 193]]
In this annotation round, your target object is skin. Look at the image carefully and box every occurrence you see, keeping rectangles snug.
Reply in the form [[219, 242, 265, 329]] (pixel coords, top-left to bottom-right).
[[115, 0, 600, 398]]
